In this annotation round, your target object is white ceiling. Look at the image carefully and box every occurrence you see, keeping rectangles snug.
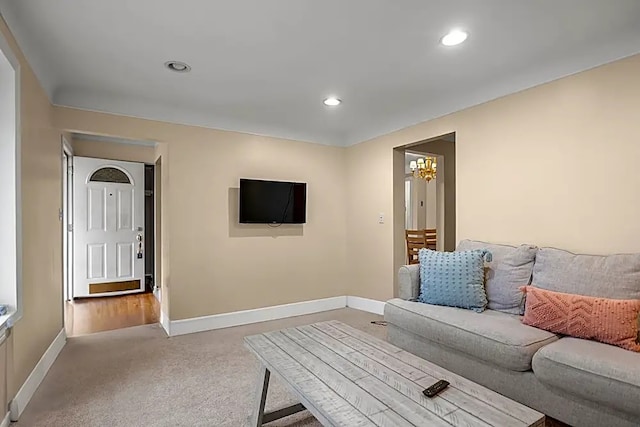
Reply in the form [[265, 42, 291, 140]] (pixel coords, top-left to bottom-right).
[[2, 1, 640, 146]]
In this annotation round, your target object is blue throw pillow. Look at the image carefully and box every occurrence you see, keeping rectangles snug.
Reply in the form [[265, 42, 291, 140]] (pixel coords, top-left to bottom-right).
[[418, 248, 492, 312]]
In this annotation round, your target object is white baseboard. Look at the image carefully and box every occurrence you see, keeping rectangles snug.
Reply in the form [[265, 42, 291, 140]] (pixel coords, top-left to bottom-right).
[[160, 310, 170, 336], [168, 296, 347, 336], [1, 412, 10, 427], [346, 296, 386, 315], [9, 328, 66, 421]]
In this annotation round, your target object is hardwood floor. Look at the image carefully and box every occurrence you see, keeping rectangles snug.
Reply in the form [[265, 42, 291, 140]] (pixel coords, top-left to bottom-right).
[[65, 292, 160, 337]]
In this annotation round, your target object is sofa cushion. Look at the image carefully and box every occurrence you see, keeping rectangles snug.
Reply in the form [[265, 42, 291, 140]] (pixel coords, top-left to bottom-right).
[[385, 298, 558, 371], [532, 337, 640, 418], [521, 286, 640, 352], [532, 247, 640, 299], [456, 240, 537, 314], [418, 248, 490, 312]]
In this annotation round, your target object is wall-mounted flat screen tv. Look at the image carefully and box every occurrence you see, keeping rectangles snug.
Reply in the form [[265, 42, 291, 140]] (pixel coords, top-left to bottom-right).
[[239, 179, 307, 224]]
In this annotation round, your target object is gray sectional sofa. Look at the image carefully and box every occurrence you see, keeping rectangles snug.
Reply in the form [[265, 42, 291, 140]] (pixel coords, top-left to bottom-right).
[[384, 242, 640, 427]]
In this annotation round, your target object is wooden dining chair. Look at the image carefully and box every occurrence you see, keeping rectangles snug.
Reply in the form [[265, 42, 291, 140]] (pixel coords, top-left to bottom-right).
[[425, 228, 437, 250], [405, 229, 437, 264], [405, 229, 425, 264]]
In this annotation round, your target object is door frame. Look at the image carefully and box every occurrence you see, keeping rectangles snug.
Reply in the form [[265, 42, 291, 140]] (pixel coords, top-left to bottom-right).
[[61, 136, 73, 303], [153, 156, 162, 302]]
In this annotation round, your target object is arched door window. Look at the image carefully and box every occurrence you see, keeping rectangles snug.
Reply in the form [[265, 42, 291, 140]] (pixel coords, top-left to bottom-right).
[[89, 167, 132, 184]]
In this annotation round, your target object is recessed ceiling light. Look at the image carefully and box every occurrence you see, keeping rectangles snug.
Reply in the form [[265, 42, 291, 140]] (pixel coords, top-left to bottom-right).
[[441, 30, 468, 46], [165, 61, 191, 73], [323, 97, 341, 106]]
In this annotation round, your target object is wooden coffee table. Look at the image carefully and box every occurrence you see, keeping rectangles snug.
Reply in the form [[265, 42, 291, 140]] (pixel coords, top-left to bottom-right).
[[244, 320, 545, 426]]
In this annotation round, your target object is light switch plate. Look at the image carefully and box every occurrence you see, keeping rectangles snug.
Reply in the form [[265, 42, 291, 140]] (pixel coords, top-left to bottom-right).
[[378, 213, 384, 224]]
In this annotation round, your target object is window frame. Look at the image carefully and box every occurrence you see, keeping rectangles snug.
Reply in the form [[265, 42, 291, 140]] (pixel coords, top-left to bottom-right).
[[0, 29, 22, 328]]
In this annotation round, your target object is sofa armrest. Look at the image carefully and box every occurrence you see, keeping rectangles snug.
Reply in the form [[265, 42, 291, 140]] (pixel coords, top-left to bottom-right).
[[398, 264, 420, 300]]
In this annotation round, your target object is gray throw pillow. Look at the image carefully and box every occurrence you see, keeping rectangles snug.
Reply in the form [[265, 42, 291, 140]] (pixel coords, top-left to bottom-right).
[[456, 240, 538, 315], [531, 247, 640, 299]]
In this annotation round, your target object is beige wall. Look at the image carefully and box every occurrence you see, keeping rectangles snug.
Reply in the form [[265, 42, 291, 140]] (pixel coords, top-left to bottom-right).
[[0, 17, 63, 398], [72, 138, 156, 164], [348, 53, 640, 301], [347, 141, 396, 301], [54, 107, 348, 320]]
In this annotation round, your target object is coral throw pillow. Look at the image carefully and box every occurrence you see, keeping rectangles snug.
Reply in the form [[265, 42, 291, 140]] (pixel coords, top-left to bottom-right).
[[520, 286, 640, 352]]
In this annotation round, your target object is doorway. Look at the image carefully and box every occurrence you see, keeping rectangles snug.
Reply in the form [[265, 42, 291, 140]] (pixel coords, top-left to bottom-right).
[[394, 133, 456, 289], [404, 150, 442, 248], [61, 135, 160, 336]]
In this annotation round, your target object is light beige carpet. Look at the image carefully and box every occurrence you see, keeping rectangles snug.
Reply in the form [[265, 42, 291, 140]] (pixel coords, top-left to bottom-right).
[[14, 308, 386, 427]]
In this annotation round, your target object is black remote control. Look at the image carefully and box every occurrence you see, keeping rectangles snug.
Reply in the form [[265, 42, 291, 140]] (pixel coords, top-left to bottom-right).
[[423, 380, 449, 398]]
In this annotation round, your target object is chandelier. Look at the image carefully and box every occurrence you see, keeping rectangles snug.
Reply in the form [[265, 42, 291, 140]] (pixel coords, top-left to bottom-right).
[[409, 157, 437, 182]]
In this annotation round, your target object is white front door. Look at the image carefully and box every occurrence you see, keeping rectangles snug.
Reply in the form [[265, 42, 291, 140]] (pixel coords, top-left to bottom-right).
[[73, 157, 145, 298]]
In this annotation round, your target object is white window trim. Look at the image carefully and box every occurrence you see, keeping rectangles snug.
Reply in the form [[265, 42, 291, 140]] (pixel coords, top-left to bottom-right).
[[0, 28, 22, 329]]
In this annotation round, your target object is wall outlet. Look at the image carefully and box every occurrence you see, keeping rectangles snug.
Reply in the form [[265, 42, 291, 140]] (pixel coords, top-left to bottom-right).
[[378, 213, 385, 224]]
